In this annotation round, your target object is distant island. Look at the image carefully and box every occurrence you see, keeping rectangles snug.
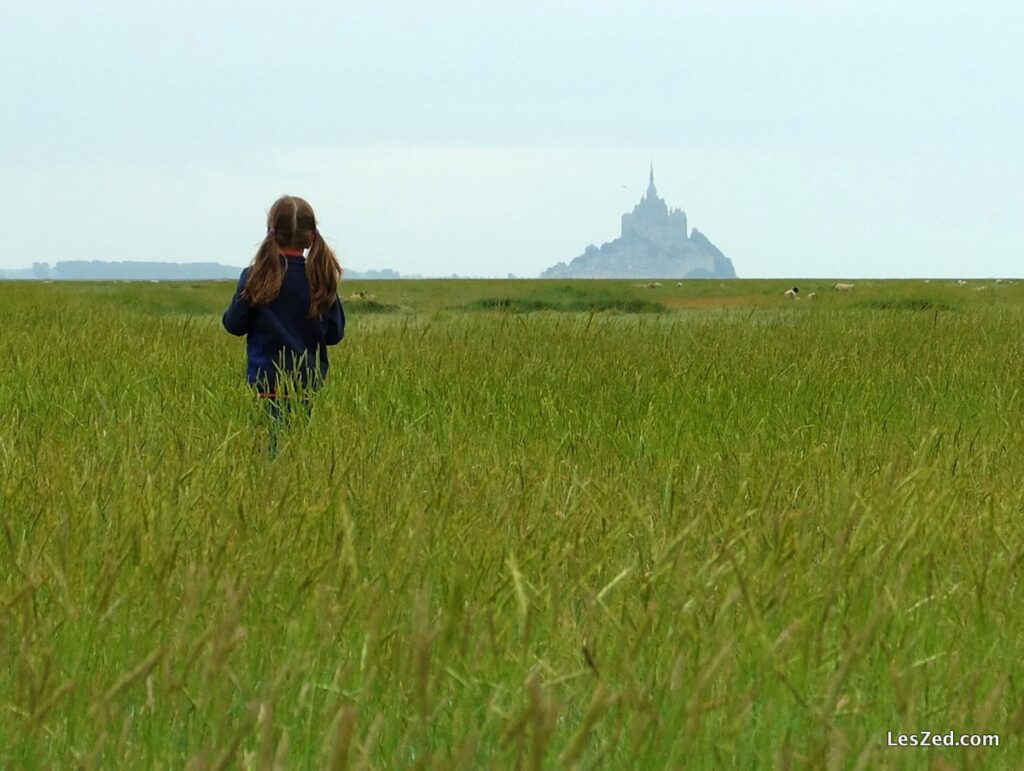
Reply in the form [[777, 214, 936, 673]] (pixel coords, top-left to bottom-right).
[[541, 166, 736, 279], [0, 261, 405, 281]]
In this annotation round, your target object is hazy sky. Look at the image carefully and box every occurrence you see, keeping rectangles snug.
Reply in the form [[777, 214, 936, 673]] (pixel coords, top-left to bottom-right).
[[2, 1, 1022, 277]]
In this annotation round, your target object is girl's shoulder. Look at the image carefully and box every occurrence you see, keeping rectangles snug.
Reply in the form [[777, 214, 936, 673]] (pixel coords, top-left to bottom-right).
[[233, 266, 251, 290]]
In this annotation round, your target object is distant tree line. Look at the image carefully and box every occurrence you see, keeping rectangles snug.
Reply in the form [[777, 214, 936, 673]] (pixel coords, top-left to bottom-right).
[[1, 262, 405, 280]]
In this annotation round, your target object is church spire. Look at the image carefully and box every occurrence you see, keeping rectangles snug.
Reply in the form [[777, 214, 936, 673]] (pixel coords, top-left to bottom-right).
[[646, 161, 657, 199]]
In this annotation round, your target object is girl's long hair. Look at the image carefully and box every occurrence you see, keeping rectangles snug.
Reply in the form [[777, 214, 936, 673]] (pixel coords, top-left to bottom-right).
[[242, 195, 342, 318]]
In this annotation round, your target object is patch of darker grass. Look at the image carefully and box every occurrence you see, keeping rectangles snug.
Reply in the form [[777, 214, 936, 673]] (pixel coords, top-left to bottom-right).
[[348, 299, 401, 313], [464, 296, 665, 313], [860, 297, 956, 312], [134, 298, 215, 317]]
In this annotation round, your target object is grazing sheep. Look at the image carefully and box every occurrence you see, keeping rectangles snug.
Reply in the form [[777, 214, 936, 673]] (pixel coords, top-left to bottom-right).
[[955, 279, 968, 286], [833, 282, 854, 292], [676, 282, 684, 287], [783, 286, 799, 299], [808, 292, 817, 299]]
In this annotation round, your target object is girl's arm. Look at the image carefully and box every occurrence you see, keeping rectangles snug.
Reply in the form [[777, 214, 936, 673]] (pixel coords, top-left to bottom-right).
[[325, 295, 346, 345], [222, 269, 255, 336]]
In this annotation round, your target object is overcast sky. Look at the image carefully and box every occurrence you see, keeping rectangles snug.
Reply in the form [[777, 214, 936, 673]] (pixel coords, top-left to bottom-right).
[[2, 0, 1022, 277]]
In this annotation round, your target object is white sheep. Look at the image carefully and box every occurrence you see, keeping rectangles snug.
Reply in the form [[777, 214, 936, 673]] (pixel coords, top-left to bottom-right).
[[833, 282, 854, 292]]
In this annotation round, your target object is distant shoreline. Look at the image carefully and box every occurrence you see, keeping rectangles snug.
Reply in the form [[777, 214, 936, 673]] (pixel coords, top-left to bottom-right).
[[0, 260, 407, 281]]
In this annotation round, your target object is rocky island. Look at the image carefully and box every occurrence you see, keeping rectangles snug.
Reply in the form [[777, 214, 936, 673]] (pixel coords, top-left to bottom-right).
[[542, 167, 736, 279]]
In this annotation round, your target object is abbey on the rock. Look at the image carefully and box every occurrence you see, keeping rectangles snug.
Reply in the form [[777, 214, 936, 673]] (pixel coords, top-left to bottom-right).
[[541, 166, 737, 279]]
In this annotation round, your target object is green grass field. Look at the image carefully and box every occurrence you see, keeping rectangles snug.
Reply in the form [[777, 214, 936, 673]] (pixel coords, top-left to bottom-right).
[[2, 278, 1023, 769]]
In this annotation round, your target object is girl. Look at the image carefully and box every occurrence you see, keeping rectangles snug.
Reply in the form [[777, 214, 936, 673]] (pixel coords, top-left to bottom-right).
[[223, 195, 345, 448]]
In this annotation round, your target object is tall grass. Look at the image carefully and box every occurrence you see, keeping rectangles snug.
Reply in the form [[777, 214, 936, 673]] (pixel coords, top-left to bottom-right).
[[1, 279, 1023, 767]]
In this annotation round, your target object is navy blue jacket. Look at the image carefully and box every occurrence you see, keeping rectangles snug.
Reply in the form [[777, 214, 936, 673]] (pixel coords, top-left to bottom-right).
[[222, 257, 345, 391]]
